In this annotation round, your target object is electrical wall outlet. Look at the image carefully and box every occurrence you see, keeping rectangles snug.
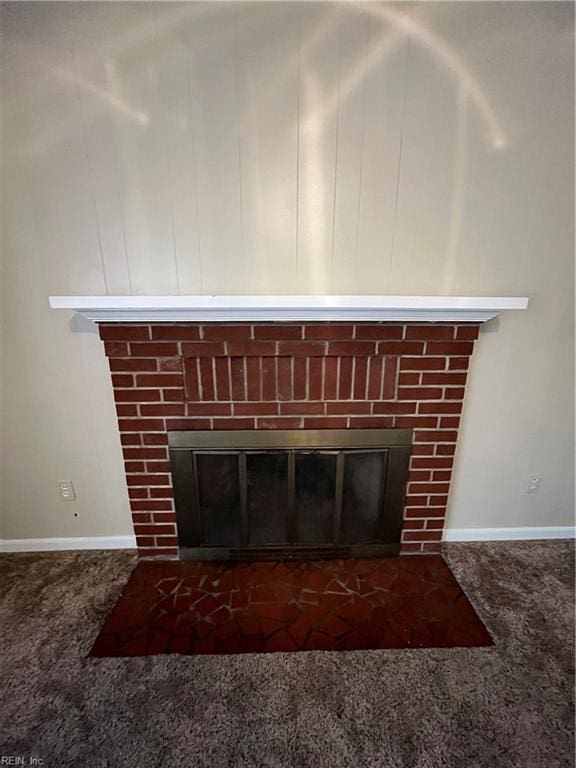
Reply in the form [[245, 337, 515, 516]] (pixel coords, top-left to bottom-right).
[[526, 474, 542, 494], [59, 480, 76, 501]]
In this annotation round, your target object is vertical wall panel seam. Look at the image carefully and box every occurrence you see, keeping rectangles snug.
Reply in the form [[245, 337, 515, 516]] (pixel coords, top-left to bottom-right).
[[152, 61, 180, 294], [353, 15, 370, 261], [185, 38, 204, 292], [65, 6, 108, 294], [388, 19, 412, 270], [233, 5, 246, 274], [329, 4, 343, 284], [294, 6, 301, 276]]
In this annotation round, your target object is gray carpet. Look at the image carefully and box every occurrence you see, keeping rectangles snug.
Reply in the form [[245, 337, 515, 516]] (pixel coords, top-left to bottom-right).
[[0, 541, 573, 767]]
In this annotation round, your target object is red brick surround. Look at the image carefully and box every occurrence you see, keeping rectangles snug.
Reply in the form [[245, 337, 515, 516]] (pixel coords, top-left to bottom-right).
[[99, 322, 480, 559]]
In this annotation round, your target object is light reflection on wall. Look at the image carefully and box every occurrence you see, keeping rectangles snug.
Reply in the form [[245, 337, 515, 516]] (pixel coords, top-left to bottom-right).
[[361, 2, 506, 150], [3, 1, 507, 293]]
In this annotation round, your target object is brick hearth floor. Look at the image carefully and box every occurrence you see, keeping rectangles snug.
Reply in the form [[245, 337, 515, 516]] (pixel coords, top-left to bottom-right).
[[90, 555, 492, 656]]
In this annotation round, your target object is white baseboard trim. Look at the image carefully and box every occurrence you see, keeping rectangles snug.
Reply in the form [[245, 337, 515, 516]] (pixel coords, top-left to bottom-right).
[[1, 529, 573, 552], [443, 526, 575, 542], [0, 535, 137, 553]]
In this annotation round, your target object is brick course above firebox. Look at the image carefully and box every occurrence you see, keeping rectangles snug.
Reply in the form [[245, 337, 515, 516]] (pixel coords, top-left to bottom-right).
[[99, 322, 480, 559]]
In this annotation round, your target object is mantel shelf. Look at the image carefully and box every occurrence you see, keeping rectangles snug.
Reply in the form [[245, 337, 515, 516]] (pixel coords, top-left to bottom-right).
[[49, 295, 529, 323]]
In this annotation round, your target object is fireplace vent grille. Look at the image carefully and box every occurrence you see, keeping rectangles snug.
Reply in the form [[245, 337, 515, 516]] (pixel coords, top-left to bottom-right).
[[231, 546, 351, 562]]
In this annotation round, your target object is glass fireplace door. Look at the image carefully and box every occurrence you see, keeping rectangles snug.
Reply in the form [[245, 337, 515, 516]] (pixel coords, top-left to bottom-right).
[[245, 452, 289, 545], [169, 429, 411, 560]]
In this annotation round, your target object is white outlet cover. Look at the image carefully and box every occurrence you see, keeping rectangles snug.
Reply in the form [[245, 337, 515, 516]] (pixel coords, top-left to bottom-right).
[[59, 481, 76, 501]]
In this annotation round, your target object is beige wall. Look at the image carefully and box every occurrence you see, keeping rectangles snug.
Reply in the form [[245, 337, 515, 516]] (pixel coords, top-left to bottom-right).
[[1, 2, 573, 540]]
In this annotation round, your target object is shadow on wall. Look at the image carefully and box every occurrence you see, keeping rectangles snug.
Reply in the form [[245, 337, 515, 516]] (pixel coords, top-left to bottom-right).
[[69, 314, 99, 334]]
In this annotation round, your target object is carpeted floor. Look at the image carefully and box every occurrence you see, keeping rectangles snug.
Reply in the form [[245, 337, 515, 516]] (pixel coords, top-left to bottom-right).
[[0, 542, 573, 767]]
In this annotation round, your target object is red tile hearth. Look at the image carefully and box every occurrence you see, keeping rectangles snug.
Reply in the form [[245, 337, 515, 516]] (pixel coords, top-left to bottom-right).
[[90, 555, 493, 657]]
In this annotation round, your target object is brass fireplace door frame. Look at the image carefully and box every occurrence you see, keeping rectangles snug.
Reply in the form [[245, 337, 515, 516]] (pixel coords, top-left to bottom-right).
[[168, 429, 412, 561]]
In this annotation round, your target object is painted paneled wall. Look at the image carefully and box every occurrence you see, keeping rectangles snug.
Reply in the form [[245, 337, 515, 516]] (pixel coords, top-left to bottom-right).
[[1, 2, 573, 539]]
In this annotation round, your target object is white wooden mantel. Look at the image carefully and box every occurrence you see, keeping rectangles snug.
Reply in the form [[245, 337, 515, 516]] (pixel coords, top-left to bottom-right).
[[49, 295, 529, 323]]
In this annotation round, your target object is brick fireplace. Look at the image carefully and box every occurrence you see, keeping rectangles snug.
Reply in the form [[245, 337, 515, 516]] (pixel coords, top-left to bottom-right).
[[98, 321, 479, 559]]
